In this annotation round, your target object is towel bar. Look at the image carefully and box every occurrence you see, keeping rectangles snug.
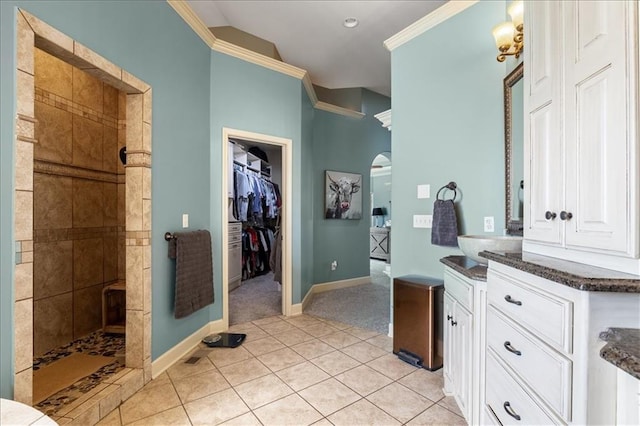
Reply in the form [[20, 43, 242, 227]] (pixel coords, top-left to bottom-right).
[[164, 232, 176, 241]]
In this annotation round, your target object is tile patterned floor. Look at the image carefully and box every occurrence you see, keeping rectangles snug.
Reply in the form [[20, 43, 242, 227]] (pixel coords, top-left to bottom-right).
[[34, 331, 126, 415], [95, 315, 466, 426]]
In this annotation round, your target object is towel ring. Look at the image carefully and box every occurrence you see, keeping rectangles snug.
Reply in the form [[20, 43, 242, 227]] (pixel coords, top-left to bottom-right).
[[436, 182, 457, 201]]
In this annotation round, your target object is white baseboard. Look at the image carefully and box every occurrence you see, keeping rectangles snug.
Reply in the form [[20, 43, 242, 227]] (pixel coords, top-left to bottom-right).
[[290, 303, 303, 316], [299, 275, 371, 314], [388, 322, 393, 338], [151, 319, 225, 379]]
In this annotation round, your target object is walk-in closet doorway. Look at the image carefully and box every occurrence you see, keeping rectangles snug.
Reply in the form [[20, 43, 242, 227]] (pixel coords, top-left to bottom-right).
[[221, 128, 293, 329]]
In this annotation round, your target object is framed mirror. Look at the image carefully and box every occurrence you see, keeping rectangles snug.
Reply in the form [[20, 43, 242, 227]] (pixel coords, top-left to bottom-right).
[[504, 62, 524, 235]]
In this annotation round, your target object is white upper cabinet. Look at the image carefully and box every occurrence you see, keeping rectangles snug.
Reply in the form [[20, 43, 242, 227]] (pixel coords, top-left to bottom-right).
[[523, 0, 639, 273]]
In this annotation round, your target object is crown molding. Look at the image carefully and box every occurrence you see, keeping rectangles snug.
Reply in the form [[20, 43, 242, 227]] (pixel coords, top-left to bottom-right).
[[315, 101, 365, 119], [167, 0, 216, 48], [384, 0, 479, 52], [168, 0, 363, 119], [374, 109, 391, 130]]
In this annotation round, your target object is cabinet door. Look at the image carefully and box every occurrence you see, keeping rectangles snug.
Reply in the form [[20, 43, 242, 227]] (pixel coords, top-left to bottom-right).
[[563, 1, 635, 254], [443, 292, 455, 394], [524, 0, 563, 244], [454, 304, 473, 423]]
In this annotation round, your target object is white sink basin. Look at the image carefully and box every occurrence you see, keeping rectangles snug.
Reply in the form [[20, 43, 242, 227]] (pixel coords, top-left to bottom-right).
[[457, 235, 523, 265]]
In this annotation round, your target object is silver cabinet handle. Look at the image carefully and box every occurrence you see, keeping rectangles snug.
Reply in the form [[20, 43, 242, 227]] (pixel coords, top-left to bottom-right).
[[503, 401, 521, 421], [504, 341, 522, 356], [504, 295, 522, 306]]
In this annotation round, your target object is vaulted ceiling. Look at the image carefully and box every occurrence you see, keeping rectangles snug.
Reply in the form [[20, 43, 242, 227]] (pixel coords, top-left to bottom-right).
[[187, 1, 447, 97]]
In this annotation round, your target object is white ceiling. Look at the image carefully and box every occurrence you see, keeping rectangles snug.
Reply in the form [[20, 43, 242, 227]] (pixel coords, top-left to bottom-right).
[[187, 1, 447, 97]]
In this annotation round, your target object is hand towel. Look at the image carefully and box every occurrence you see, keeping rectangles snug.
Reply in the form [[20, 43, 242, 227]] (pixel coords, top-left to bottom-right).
[[172, 230, 214, 319], [431, 199, 459, 247]]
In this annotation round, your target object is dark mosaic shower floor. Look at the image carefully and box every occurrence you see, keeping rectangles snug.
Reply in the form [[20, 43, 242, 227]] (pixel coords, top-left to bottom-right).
[[33, 331, 126, 415]]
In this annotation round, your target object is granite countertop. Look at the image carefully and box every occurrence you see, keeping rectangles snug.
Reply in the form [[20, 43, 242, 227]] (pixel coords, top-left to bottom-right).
[[440, 255, 488, 281], [479, 251, 640, 292], [599, 328, 640, 380]]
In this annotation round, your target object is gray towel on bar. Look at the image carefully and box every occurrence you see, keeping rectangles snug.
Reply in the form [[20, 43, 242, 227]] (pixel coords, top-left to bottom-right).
[[172, 230, 214, 319], [431, 199, 459, 247]]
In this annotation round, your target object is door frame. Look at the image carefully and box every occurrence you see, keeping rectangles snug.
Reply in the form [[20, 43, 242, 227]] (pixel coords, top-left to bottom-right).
[[221, 127, 293, 328]]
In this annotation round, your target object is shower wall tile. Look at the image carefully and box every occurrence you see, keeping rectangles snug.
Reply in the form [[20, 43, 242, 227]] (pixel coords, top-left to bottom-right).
[[103, 126, 118, 173], [17, 12, 34, 75], [14, 298, 33, 372], [73, 179, 104, 228], [15, 262, 33, 301], [143, 199, 151, 232], [73, 284, 102, 339], [35, 48, 72, 99], [126, 167, 142, 231], [72, 115, 103, 170], [104, 236, 118, 283], [103, 182, 118, 227], [117, 128, 126, 175], [142, 122, 151, 153], [72, 67, 103, 113], [73, 237, 104, 289], [14, 368, 32, 405], [117, 183, 126, 226], [34, 101, 73, 164], [17, 71, 34, 119], [118, 91, 126, 121], [118, 236, 126, 281], [15, 140, 33, 191], [103, 84, 119, 119], [126, 94, 143, 152], [34, 292, 73, 357], [126, 310, 143, 368], [15, 190, 33, 241], [34, 173, 72, 230], [126, 246, 143, 311], [34, 241, 73, 300], [143, 267, 151, 315], [143, 89, 152, 124]]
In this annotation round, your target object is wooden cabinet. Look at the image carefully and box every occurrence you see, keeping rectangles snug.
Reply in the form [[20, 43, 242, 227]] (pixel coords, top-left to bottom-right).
[[443, 267, 486, 425], [484, 261, 640, 425], [369, 227, 390, 261], [523, 0, 639, 274]]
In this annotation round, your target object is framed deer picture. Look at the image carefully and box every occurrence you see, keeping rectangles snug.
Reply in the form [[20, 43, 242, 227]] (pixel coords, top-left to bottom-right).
[[325, 170, 362, 220]]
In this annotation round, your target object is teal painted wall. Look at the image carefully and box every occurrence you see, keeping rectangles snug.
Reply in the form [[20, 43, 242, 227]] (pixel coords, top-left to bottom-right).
[[0, 0, 211, 396], [209, 52, 304, 305], [300, 90, 315, 298], [390, 1, 506, 280], [312, 89, 391, 284]]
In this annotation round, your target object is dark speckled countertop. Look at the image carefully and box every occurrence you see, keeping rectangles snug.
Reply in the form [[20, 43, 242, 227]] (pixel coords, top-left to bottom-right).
[[440, 255, 488, 282], [600, 328, 640, 380], [479, 251, 640, 292]]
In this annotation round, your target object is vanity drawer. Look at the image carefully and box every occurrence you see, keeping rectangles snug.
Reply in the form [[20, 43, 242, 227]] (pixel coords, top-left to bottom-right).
[[487, 268, 573, 353], [486, 350, 562, 426], [229, 231, 242, 244], [444, 269, 473, 311], [229, 222, 242, 234], [487, 306, 572, 421]]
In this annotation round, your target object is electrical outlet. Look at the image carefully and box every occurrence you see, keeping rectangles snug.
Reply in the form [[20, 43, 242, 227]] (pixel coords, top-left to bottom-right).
[[331, 260, 338, 271], [413, 215, 433, 228], [182, 213, 189, 228], [484, 216, 495, 232]]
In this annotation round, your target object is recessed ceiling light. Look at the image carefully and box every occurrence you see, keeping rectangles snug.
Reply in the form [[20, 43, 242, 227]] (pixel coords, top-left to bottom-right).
[[343, 17, 359, 28]]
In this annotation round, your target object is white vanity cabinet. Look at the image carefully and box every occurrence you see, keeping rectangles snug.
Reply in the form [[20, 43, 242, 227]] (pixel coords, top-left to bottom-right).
[[484, 260, 640, 425], [443, 267, 486, 425], [523, 0, 639, 274]]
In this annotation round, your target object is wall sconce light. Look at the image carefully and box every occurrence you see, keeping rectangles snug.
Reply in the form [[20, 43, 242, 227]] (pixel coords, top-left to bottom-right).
[[492, 0, 524, 62]]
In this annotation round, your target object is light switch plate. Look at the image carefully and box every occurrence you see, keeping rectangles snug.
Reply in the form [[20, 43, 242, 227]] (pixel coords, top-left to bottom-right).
[[413, 214, 433, 228], [417, 184, 431, 199], [182, 214, 189, 228]]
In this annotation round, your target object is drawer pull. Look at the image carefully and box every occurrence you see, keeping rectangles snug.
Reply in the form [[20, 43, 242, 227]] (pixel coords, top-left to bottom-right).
[[503, 341, 522, 356], [447, 314, 453, 321], [503, 401, 521, 421], [451, 320, 457, 326], [504, 295, 522, 306]]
